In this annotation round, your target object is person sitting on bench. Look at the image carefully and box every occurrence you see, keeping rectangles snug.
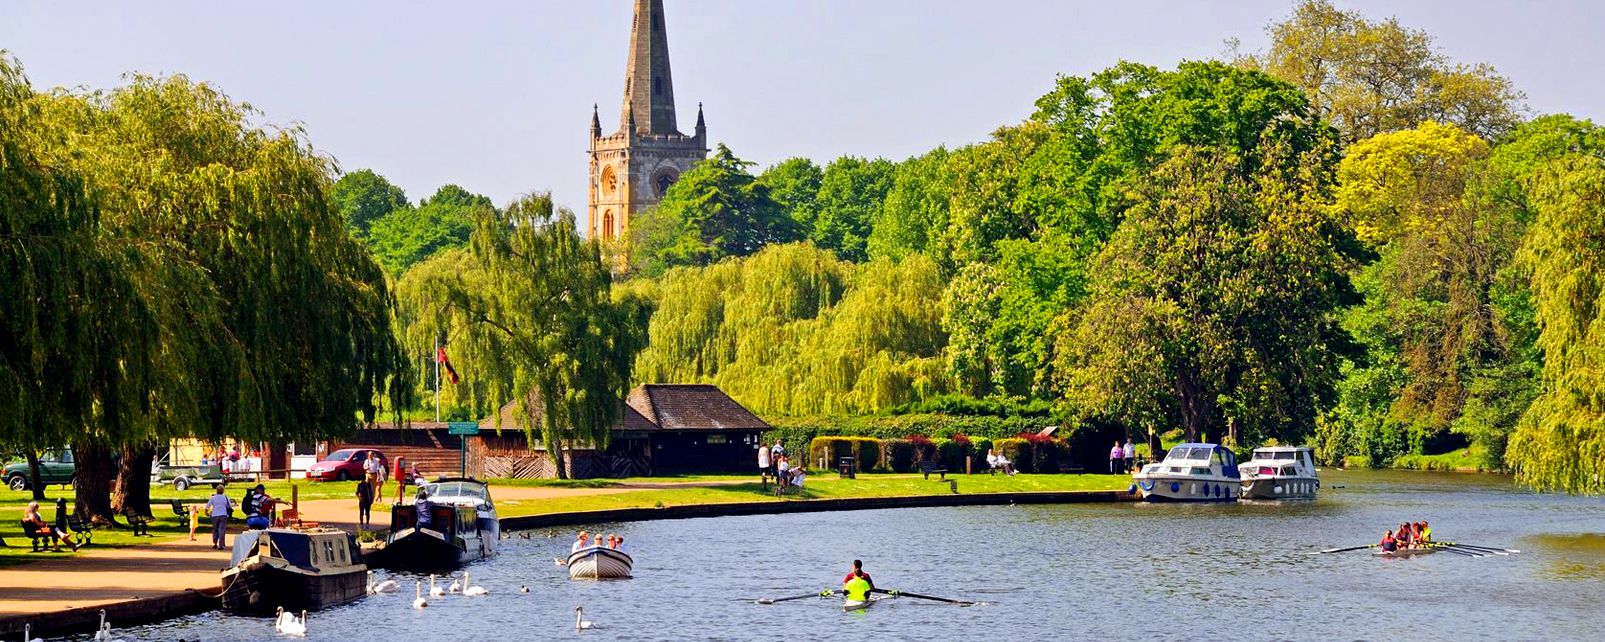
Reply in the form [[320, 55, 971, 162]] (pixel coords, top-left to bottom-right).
[[23, 501, 79, 552]]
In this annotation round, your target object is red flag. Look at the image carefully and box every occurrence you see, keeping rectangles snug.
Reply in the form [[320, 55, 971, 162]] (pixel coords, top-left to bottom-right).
[[437, 347, 460, 385]]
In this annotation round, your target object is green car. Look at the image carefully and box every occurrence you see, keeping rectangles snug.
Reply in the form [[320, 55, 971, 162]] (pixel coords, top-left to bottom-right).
[[3, 449, 75, 491]]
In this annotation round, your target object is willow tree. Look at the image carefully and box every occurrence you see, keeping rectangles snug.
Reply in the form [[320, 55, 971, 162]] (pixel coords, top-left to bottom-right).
[[1506, 156, 1605, 493], [404, 193, 644, 478], [12, 68, 409, 520]]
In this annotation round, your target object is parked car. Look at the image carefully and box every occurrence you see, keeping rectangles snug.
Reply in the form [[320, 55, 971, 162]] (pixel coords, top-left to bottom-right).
[[4, 449, 75, 491], [152, 463, 227, 491], [305, 448, 386, 482]]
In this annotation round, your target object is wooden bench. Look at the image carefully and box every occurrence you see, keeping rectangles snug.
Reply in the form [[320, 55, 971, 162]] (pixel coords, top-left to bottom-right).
[[919, 461, 948, 480], [15, 521, 58, 551]]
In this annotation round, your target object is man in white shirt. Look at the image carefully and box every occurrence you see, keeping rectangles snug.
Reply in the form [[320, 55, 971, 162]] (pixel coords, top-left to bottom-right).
[[205, 485, 233, 550], [757, 444, 771, 483], [1122, 440, 1136, 472]]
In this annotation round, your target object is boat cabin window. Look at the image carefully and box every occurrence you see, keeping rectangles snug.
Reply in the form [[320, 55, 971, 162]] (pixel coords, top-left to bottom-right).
[[1190, 467, 1210, 476], [1257, 466, 1277, 476], [1280, 466, 1296, 476], [424, 481, 488, 501]]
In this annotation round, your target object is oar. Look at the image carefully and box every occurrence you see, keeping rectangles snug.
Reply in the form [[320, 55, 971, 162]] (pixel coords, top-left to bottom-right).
[[1428, 543, 1482, 557], [1307, 544, 1376, 555], [872, 588, 974, 606], [1442, 543, 1508, 556], [756, 589, 834, 605], [1442, 541, 1521, 554]]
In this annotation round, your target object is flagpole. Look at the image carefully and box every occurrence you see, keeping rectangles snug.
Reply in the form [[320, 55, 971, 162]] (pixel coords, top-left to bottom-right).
[[434, 332, 441, 423]]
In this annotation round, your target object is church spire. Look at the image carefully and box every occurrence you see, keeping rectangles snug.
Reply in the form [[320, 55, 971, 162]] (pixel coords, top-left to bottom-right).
[[590, 103, 601, 138], [619, 0, 677, 135]]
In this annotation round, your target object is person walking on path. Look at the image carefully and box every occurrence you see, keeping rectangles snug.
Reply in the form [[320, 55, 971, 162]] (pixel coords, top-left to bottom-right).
[[356, 477, 375, 528], [1110, 441, 1124, 474], [1123, 439, 1135, 472], [206, 485, 233, 550]]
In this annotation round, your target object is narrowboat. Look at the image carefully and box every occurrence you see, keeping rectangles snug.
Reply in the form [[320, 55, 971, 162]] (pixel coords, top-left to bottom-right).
[[1131, 443, 1240, 503], [1238, 446, 1319, 500], [366, 477, 499, 571], [220, 527, 367, 616]]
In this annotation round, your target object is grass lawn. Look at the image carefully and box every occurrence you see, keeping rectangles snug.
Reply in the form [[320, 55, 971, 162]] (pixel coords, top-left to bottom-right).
[[494, 473, 1131, 518]]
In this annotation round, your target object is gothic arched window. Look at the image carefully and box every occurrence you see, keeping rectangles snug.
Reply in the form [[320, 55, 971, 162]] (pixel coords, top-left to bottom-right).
[[655, 171, 678, 197], [601, 210, 615, 240]]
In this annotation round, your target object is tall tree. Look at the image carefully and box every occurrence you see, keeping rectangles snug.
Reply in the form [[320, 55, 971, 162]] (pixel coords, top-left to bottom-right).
[[1059, 142, 1360, 446], [867, 147, 951, 262], [331, 169, 408, 238], [406, 193, 645, 478], [365, 185, 494, 275], [1233, 0, 1526, 141]]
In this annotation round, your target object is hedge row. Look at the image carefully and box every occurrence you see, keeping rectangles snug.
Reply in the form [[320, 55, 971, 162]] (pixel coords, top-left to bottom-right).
[[798, 434, 1070, 474], [768, 413, 1134, 472]]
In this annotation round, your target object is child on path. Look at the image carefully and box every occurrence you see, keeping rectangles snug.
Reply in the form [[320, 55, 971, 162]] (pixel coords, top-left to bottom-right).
[[188, 503, 202, 541]]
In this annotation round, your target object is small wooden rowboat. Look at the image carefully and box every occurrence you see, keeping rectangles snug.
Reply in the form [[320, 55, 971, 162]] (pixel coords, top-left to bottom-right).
[[567, 546, 633, 579], [1372, 547, 1438, 558]]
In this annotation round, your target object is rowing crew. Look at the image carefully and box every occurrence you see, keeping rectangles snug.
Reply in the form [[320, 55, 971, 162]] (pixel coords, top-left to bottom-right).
[[1379, 521, 1433, 552], [842, 560, 875, 602]]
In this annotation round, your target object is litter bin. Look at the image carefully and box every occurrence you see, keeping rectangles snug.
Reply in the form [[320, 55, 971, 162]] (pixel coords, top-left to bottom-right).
[[838, 456, 856, 479]]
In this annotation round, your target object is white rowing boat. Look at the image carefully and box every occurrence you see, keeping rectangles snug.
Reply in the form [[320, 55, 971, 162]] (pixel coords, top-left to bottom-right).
[[1372, 547, 1437, 558], [567, 546, 634, 579], [842, 595, 881, 611]]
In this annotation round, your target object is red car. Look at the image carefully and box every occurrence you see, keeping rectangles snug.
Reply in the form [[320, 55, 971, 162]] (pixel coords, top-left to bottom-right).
[[305, 448, 387, 482]]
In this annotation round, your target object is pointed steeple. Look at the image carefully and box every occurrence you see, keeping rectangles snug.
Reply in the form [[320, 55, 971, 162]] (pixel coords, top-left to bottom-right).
[[619, 0, 677, 135], [694, 102, 706, 144], [590, 103, 602, 138]]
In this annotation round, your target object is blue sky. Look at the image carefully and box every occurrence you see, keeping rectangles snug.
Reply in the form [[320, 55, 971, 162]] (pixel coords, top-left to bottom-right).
[[3, 1, 1601, 212]]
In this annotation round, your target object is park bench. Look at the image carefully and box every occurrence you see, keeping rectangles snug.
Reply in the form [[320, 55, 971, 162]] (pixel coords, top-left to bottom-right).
[[18, 520, 58, 551], [919, 461, 948, 481], [64, 511, 94, 546], [120, 506, 151, 536]]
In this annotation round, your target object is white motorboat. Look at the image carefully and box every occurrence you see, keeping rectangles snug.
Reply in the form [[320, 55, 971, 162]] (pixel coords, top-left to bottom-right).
[[1131, 443, 1240, 502], [567, 546, 633, 579], [1238, 446, 1319, 500], [368, 477, 499, 571]]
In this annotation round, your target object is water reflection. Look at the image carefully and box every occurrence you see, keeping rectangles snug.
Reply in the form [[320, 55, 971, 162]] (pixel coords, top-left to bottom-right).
[[49, 470, 1605, 641]]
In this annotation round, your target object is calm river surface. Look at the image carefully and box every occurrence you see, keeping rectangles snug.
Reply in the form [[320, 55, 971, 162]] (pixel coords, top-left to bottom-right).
[[73, 469, 1605, 641]]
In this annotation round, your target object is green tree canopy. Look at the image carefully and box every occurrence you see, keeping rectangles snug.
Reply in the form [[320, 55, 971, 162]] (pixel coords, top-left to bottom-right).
[[366, 184, 494, 275], [812, 156, 895, 261], [1234, 0, 1526, 141], [628, 144, 800, 276], [759, 157, 823, 235], [332, 169, 408, 238]]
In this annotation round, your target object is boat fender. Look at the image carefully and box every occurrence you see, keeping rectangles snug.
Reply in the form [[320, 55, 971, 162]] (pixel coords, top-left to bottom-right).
[[247, 590, 263, 605], [1169, 482, 1179, 493], [1127, 484, 1137, 494]]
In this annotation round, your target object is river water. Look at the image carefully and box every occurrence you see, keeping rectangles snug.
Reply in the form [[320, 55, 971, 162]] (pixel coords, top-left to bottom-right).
[[68, 470, 1605, 641]]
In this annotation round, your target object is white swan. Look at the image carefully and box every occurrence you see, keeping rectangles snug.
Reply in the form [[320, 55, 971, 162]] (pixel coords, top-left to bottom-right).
[[23, 623, 41, 642], [93, 609, 121, 642], [447, 575, 462, 594], [367, 570, 399, 594], [575, 606, 596, 630], [413, 581, 429, 609], [462, 571, 488, 596], [428, 573, 445, 597], [273, 607, 307, 637], [519, 585, 530, 593]]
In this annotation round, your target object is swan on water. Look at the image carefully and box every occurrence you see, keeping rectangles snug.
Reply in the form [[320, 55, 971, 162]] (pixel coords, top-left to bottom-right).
[[273, 607, 307, 637], [428, 573, 445, 597], [447, 575, 462, 594], [462, 571, 488, 596], [367, 570, 399, 594], [413, 581, 429, 609], [575, 606, 596, 630], [93, 609, 121, 642], [23, 623, 41, 642], [519, 585, 530, 593]]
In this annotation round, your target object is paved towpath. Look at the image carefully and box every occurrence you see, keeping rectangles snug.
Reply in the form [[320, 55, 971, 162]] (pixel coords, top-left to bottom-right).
[[0, 480, 746, 617]]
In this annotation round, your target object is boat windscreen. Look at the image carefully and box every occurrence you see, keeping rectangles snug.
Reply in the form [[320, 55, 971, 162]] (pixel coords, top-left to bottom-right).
[[424, 481, 487, 500]]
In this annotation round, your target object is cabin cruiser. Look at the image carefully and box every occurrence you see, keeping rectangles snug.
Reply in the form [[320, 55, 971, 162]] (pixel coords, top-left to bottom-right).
[[1238, 446, 1319, 500], [365, 477, 499, 571], [221, 527, 367, 615], [1131, 443, 1240, 502]]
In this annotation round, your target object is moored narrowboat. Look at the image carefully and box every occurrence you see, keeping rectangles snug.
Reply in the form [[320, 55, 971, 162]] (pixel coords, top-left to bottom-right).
[[220, 527, 367, 616], [365, 477, 499, 571]]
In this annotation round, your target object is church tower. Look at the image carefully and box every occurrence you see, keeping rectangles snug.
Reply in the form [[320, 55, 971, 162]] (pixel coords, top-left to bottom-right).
[[588, 0, 708, 243]]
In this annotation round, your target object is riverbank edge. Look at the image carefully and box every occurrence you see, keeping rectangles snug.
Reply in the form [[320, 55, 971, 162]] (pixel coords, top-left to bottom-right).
[[1, 489, 1133, 637]]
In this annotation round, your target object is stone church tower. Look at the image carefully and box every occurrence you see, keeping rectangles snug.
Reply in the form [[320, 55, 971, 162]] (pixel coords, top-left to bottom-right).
[[588, 0, 707, 242]]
